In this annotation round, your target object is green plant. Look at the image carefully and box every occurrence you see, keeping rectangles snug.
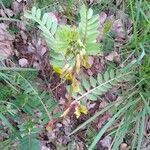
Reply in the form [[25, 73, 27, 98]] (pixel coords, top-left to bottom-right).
[[67, 0, 150, 149], [0, 70, 59, 149], [24, 5, 100, 92], [1, 0, 12, 7]]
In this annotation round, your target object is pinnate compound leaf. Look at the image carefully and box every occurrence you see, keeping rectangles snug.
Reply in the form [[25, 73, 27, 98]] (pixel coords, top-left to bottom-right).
[[79, 69, 130, 101]]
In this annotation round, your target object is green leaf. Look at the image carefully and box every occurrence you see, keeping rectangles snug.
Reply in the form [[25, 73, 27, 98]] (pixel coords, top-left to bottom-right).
[[137, 109, 146, 150], [98, 85, 109, 92], [110, 69, 115, 79], [42, 13, 48, 25], [87, 94, 98, 101], [0, 113, 15, 132], [112, 118, 128, 150], [90, 76, 97, 87], [104, 20, 112, 34], [88, 15, 99, 25], [46, 18, 52, 30], [92, 88, 103, 95], [76, 69, 130, 101], [24, 12, 32, 19], [20, 135, 40, 150], [80, 5, 87, 20], [32, 7, 36, 17], [86, 32, 99, 43], [87, 9, 93, 19], [132, 117, 140, 150], [82, 78, 90, 91], [86, 43, 100, 55], [97, 74, 103, 84], [104, 70, 110, 81], [36, 9, 41, 20], [79, 86, 86, 95], [51, 21, 57, 35], [87, 21, 99, 31], [103, 83, 112, 89]]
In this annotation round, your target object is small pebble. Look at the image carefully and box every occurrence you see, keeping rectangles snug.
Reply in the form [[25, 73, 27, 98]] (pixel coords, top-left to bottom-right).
[[19, 58, 28, 67], [120, 143, 128, 150]]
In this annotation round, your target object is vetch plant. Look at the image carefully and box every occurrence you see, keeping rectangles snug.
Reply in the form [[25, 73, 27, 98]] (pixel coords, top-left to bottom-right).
[[24, 5, 100, 93], [24, 5, 131, 120]]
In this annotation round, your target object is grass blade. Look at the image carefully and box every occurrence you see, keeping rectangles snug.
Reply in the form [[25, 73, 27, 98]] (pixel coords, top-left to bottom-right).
[[70, 101, 118, 135], [88, 100, 138, 150], [137, 108, 146, 150], [0, 113, 15, 132]]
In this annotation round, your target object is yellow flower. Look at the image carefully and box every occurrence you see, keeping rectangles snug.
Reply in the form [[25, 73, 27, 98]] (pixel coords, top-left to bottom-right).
[[75, 54, 81, 74], [81, 55, 91, 68], [53, 66, 63, 75], [74, 103, 88, 118], [71, 76, 80, 93], [53, 64, 73, 80]]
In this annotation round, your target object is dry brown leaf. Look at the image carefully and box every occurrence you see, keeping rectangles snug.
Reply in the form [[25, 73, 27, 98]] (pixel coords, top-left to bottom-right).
[[97, 12, 107, 42], [105, 51, 119, 61], [97, 113, 111, 129], [0, 23, 14, 41], [35, 39, 47, 56], [0, 42, 13, 58], [20, 31, 27, 43], [0, 9, 7, 17], [11, 1, 23, 14], [112, 19, 126, 40], [17, 21, 26, 31], [99, 12, 107, 25], [5, 8, 14, 17], [99, 136, 112, 149], [0, 23, 14, 58]]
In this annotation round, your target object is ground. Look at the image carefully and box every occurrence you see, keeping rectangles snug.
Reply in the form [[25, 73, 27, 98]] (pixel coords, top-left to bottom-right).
[[0, 0, 150, 150]]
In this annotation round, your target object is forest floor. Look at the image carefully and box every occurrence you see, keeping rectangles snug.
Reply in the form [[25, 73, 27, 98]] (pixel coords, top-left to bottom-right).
[[0, 0, 150, 150]]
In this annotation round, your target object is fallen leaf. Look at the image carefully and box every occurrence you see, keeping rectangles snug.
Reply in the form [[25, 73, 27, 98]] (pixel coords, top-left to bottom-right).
[[46, 120, 57, 132], [0, 42, 12, 59], [112, 19, 126, 40], [99, 12, 107, 25], [20, 31, 27, 43], [11, 1, 23, 14], [5, 8, 14, 17], [0, 9, 6, 18], [48, 12, 58, 23], [0, 23, 14, 41], [97, 112, 111, 129], [36, 39, 47, 56], [99, 136, 112, 149], [105, 51, 119, 61]]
